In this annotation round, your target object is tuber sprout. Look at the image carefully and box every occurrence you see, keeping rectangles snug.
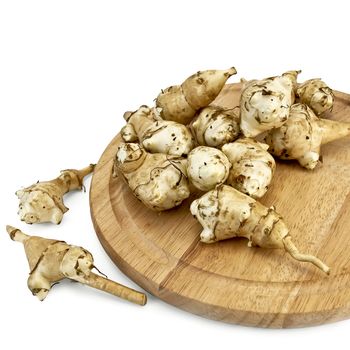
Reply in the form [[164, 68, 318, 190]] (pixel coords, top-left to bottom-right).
[[121, 105, 194, 156], [240, 70, 300, 137], [5, 226, 147, 305], [264, 103, 350, 169], [187, 146, 231, 192], [190, 185, 330, 274], [113, 143, 190, 211], [156, 67, 237, 124], [222, 138, 275, 198], [191, 106, 240, 148], [296, 79, 334, 116], [16, 164, 95, 224]]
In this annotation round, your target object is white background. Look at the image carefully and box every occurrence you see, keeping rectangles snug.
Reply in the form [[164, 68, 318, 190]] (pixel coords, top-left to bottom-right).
[[1, 1, 350, 349]]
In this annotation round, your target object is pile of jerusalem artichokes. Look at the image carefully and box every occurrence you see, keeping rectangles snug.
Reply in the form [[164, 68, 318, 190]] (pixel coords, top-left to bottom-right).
[[7, 66, 350, 305], [114, 67, 350, 275]]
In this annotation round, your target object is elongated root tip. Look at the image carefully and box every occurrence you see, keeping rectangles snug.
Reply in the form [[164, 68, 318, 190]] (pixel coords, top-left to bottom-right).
[[82, 273, 147, 306], [139, 293, 147, 306], [283, 236, 330, 275], [5, 225, 28, 242]]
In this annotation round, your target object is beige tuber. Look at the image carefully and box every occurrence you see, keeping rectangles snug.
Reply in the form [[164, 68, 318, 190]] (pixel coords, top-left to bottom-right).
[[264, 103, 350, 169], [190, 185, 330, 274], [16, 164, 95, 224], [240, 70, 300, 137], [191, 106, 240, 148], [113, 142, 190, 211], [121, 105, 194, 156], [222, 138, 275, 198], [5, 226, 147, 305], [156, 67, 237, 124], [296, 79, 334, 116], [187, 146, 231, 192]]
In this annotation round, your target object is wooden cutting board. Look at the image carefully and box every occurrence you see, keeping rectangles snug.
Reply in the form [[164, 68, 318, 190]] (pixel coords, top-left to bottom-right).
[[90, 83, 350, 328]]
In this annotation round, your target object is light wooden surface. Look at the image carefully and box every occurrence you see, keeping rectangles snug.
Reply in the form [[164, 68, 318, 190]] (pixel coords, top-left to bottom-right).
[[90, 83, 350, 328]]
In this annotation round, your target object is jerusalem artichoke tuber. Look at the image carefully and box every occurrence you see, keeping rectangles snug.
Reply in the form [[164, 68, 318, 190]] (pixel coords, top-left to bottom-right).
[[240, 70, 300, 137], [264, 103, 350, 169], [191, 106, 240, 148], [222, 138, 275, 198], [187, 146, 231, 192], [5, 226, 147, 305], [190, 185, 330, 274], [16, 164, 95, 224], [113, 143, 190, 211], [121, 105, 194, 156], [156, 67, 237, 124], [296, 79, 334, 116]]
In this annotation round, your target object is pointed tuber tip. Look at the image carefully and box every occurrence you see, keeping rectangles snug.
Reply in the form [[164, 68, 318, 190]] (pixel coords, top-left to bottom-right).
[[224, 67, 237, 77], [6, 225, 17, 235], [123, 111, 133, 121], [6, 225, 23, 242], [319, 118, 350, 145], [6, 225, 29, 243], [75, 163, 96, 181], [282, 69, 302, 82]]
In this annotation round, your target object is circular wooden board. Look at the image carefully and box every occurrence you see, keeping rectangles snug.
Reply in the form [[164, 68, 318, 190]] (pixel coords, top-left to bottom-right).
[[90, 83, 350, 328]]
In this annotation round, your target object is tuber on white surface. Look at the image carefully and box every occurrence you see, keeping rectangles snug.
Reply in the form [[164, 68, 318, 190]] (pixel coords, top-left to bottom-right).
[[156, 67, 237, 124], [222, 138, 275, 198], [240, 70, 300, 137], [191, 106, 240, 148], [187, 146, 231, 192], [16, 164, 95, 224], [121, 105, 194, 156], [113, 142, 190, 211], [296, 79, 334, 116], [5, 226, 147, 305], [264, 103, 350, 169], [190, 185, 330, 274]]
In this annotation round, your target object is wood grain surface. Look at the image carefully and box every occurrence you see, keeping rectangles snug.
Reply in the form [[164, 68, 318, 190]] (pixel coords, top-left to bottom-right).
[[90, 83, 350, 328]]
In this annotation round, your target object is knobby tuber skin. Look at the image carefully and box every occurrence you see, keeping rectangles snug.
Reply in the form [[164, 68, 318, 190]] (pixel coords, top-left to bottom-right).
[[296, 79, 334, 116], [113, 143, 190, 211], [187, 146, 231, 192], [5, 226, 147, 305], [156, 67, 237, 124], [16, 164, 95, 224], [190, 185, 330, 274], [191, 106, 240, 148], [264, 103, 350, 169], [121, 105, 195, 156], [222, 138, 275, 198], [240, 70, 300, 137]]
